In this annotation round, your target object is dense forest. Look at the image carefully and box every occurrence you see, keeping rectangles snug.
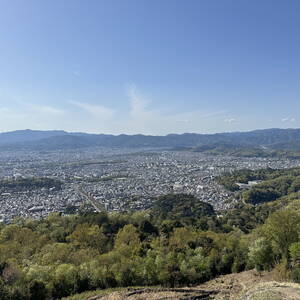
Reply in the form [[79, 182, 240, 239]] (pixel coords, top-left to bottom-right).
[[2, 168, 300, 299], [0, 177, 62, 193]]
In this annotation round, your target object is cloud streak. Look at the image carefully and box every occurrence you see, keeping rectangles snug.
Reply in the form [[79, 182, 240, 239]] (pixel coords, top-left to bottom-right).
[[29, 104, 65, 116], [4, 86, 295, 135], [69, 100, 115, 119], [281, 117, 296, 123], [224, 118, 236, 124], [120, 85, 230, 134]]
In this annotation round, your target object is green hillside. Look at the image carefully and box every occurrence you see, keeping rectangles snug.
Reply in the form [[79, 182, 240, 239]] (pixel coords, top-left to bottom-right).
[[2, 169, 300, 299]]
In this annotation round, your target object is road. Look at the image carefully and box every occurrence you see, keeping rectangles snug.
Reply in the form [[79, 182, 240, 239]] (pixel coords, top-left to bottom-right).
[[76, 185, 106, 212]]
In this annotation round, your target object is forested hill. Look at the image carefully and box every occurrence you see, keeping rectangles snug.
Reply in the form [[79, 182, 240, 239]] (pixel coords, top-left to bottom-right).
[[2, 128, 300, 152], [2, 188, 300, 299]]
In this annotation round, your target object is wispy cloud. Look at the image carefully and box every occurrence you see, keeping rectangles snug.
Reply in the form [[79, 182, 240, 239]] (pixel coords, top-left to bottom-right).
[[29, 104, 65, 116], [121, 84, 229, 134], [201, 110, 227, 118], [281, 117, 296, 123], [10, 99, 65, 117], [0, 86, 257, 134], [0, 107, 13, 114], [224, 118, 236, 124], [127, 84, 151, 118], [176, 119, 190, 123], [69, 100, 115, 119], [0, 106, 29, 132]]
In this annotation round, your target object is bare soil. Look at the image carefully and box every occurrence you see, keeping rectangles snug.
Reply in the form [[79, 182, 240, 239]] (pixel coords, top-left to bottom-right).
[[87, 270, 300, 300]]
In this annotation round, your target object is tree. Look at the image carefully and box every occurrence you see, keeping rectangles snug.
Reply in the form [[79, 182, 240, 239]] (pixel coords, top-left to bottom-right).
[[289, 177, 300, 193], [169, 227, 197, 251], [114, 224, 141, 257], [52, 264, 78, 298], [290, 242, 300, 266], [248, 237, 274, 271], [29, 280, 47, 300], [152, 194, 215, 222], [38, 243, 72, 265], [262, 209, 300, 258], [0, 278, 9, 300], [139, 220, 158, 240], [67, 223, 107, 252]]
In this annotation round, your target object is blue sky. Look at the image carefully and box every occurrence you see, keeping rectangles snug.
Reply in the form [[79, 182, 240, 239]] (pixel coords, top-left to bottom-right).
[[0, 0, 300, 134]]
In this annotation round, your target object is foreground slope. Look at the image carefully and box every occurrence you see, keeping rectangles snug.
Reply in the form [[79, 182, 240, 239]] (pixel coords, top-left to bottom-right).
[[68, 270, 300, 300]]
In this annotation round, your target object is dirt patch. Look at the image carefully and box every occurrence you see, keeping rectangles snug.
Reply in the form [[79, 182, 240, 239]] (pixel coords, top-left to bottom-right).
[[88, 287, 218, 299], [240, 281, 300, 300], [197, 270, 275, 299], [87, 270, 300, 300]]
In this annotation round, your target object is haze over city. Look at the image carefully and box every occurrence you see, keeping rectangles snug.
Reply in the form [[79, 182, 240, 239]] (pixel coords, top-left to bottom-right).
[[1, 0, 300, 134]]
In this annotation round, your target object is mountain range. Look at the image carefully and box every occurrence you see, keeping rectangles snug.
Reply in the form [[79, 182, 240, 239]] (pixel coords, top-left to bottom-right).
[[1, 128, 300, 153]]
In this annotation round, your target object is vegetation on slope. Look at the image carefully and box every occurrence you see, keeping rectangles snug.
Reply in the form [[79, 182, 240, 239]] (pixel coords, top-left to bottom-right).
[[217, 167, 300, 204], [0, 177, 62, 193], [190, 142, 300, 159], [2, 166, 300, 299]]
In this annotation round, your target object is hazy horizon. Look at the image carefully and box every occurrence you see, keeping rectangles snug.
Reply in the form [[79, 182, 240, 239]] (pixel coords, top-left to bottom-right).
[[1, 127, 300, 136]]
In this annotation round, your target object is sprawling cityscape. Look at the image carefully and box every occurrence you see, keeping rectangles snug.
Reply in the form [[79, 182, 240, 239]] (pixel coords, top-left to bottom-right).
[[0, 147, 299, 222]]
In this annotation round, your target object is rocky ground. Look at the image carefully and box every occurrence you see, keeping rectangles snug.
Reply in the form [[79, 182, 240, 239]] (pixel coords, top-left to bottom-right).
[[85, 270, 300, 300]]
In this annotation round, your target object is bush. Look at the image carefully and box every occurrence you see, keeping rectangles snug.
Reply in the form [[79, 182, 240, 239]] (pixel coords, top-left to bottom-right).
[[291, 267, 300, 283]]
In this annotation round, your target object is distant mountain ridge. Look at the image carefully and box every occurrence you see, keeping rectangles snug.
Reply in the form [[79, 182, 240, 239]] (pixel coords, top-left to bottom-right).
[[0, 129, 68, 145], [1, 128, 300, 152]]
